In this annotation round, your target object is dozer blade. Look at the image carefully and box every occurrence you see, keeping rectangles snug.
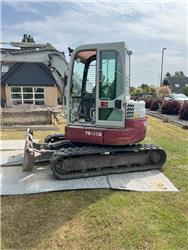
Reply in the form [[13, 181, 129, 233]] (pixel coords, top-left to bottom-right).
[[22, 128, 54, 171]]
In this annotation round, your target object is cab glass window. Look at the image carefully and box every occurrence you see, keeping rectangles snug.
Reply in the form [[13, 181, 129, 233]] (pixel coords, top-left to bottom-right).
[[72, 59, 84, 96]]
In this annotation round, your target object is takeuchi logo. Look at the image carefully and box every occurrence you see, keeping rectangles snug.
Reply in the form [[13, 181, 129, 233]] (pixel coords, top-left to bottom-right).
[[85, 131, 102, 137]]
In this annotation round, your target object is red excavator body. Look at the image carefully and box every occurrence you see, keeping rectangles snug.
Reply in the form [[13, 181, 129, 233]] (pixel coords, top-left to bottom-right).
[[65, 117, 147, 145]]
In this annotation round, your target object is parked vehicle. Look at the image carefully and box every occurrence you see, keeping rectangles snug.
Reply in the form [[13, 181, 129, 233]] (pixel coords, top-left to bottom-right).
[[164, 93, 188, 104]]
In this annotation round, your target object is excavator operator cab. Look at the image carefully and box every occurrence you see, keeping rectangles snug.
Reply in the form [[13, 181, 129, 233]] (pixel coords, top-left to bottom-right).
[[67, 42, 130, 128]]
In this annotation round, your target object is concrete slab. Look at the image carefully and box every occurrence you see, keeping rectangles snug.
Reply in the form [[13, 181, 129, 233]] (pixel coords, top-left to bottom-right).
[[108, 170, 178, 192], [0, 166, 178, 195], [0, 140, 26, 150], [0, 166, 109, 195], [0, 150, 24, 166], [0, 140, 178, 194], [0, 140, 38, 166]]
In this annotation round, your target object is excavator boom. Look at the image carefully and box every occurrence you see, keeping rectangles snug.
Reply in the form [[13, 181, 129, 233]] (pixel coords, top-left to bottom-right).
[[1, 42, 68, 97]]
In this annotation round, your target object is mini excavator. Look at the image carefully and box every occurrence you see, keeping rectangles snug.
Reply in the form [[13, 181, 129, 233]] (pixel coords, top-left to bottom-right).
[[1, 41, 166, 179]]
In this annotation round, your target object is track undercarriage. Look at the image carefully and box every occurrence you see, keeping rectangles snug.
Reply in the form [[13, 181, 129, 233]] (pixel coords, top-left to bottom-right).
[[23, 129, 167, 180]]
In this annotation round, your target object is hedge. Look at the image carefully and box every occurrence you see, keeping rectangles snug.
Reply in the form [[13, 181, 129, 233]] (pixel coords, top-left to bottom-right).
[[161, 100, 181, 115], [179, 101, 188, 120]]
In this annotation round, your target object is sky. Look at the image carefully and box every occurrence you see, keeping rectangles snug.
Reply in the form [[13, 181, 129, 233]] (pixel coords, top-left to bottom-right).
[[1, 0, 188, 87]]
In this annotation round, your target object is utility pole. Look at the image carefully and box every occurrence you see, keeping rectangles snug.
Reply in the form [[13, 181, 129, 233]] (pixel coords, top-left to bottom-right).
[[160, 47, 167, 86]]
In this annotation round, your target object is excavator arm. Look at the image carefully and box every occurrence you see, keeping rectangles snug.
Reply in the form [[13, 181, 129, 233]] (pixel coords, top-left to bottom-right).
[[0, 42, 69, 98]]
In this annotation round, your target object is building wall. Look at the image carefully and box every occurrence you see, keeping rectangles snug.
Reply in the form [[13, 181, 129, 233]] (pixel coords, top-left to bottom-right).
[[1, 85, 6, 100], [4, 85, 58, 107], [2, 110, 53, 125], [44, 86, 58, 106], [5, 85, 11, 107]]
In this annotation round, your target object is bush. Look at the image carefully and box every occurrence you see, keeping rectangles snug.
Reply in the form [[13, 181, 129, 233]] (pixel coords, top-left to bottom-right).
[[144, 98, 152, 109], [150, 99, 162, 111], [181, 86, 188, 97], [179, 101, 188, 120], [161, 100, 181, 115], [130, 95, 138, 101], [157, 86, 171, 98]]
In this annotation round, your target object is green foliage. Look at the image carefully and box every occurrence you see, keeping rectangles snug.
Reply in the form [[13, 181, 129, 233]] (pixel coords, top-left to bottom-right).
[[181, 86, 188, 97], [157, 86, 171, 97], [130, 86, 136, 95], [130, 84, 157, 96], [162, 78, 169, 86], [149, 99, 162, 111], [140, 83, 150, 93], [179, 101, 188, 120], [22, 34, 35, 43], [134, 87, 142, 96], [165, 71, 186, 79], [149, 86, 157, 95], [142, 98, 152, 109], [161, 100, 181, 115], [165, 72, 171, 77], [174, 71, 185, 78]]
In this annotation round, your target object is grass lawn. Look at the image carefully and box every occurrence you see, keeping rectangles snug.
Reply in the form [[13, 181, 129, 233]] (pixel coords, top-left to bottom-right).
[[1, 116, 188, 250]]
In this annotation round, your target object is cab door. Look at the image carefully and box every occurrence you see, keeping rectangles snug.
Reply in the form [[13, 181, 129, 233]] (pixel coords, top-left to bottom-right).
[[96, 42, 126, 128]]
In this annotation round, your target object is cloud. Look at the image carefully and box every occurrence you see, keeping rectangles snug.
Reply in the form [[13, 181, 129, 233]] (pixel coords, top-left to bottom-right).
[[5, 2, 187, 43], [5, 1, 40, 14], [2, 0, 188, 85]]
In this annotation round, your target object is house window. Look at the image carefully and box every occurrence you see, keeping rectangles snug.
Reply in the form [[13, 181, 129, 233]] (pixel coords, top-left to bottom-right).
[[1, 64, 9, 73], [175, 84, 180, 88], [11, 87, 44, 105]]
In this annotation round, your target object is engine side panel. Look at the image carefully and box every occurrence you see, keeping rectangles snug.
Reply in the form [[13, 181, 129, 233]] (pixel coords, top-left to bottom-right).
[[65, 117, 147, 145]]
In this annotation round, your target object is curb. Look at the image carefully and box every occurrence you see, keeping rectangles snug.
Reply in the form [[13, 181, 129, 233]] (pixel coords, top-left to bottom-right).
[[147, 111, 188, 129]]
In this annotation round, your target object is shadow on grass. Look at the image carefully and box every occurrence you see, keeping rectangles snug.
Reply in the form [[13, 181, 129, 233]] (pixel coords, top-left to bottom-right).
[[1, 189, 111, 249]]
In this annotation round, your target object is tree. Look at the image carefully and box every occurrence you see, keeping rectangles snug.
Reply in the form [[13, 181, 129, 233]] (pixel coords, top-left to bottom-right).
[[21, 34, 35, 50], [175, 71, 180, 77], [130, 86, 136, 95], [140, 83, 150, 94], [174, 71, 185, 78], [181, 86, 188, 97], [162, 78, 170, 86], [22, 34, 35, 43], [149, 86, 157, 95], [134, 87, 142, 96], [165, 72, 171, 77], [157, 86, 171, 97], [179, 71, 185, 77]]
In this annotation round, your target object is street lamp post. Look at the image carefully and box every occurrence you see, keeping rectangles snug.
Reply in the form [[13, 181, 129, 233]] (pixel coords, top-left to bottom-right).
[[160, 47, 167, 86], [127, 50, 132, 88]]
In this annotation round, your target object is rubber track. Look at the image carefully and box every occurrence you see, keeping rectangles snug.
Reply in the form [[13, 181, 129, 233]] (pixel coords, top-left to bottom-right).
[[50, 143, 167, 180]]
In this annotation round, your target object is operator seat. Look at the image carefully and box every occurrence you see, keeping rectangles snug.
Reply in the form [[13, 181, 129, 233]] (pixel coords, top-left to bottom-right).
[[78, 93, 95, 121]]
